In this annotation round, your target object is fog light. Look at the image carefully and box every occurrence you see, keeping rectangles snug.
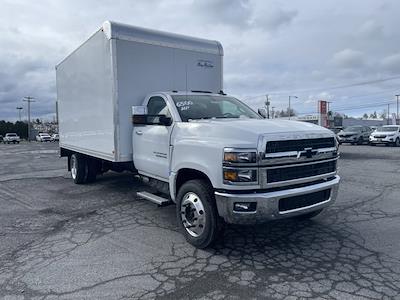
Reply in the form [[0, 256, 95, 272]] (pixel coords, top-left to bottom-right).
[[234, 202, 257, 212]]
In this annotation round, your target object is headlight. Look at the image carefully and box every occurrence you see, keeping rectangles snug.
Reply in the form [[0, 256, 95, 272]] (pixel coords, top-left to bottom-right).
[[223, 168, 257, 184], [223, 148, 257, 164]]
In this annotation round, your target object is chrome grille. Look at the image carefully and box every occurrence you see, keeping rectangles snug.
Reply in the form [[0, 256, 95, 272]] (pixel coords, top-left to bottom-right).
[[266, 138, 335, 154], [267, 160, 336, 183]]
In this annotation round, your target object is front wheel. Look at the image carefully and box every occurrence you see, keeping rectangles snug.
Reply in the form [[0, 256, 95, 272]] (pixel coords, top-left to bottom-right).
[[176, 179, 220, 248], [395, 138, 400, 147]]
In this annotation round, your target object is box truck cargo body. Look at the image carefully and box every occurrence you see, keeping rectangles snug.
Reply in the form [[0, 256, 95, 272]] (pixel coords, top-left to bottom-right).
[[56, 21, 223, 162]]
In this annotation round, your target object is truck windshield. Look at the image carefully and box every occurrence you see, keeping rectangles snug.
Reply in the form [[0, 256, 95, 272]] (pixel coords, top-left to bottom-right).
[[171, 95, 260, 121]]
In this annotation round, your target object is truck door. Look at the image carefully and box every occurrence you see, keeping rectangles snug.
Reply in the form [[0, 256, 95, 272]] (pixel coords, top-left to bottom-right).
[[133, 96, 173, 180]]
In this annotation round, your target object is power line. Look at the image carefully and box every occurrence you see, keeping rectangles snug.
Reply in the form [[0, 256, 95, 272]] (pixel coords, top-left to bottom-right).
[[297, 101, 396, 115], [242, 75, 400, 101]]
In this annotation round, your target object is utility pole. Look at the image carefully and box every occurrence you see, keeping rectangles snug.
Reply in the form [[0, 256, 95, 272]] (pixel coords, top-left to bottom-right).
[[288, 95, 298, 120], [16, 107, 23, 122], [265, 95, 270, 119], [55, 100, 59, 124], [327, 101, 332, 128], [23, 96, 35, 141], [396, 94, 400, 124], [387, 103, 390, 125]]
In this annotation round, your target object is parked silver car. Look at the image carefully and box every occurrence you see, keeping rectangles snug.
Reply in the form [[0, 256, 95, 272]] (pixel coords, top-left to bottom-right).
[[337, 126, 372, 145]]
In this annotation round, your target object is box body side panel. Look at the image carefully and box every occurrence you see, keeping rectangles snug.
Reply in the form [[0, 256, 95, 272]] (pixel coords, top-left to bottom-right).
[[57, 31, 116, 161]]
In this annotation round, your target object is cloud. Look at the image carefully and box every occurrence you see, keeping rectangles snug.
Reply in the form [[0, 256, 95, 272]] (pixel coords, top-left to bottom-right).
[[357, 20, 384, 39], [192, 0, 252, 28], [381, 53, 400, 73], [332, 49, 366, 69], [250, 2, 298, 31]]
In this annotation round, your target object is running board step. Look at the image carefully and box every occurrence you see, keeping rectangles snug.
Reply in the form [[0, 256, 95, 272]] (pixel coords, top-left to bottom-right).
[[136, 191, 172, 206]]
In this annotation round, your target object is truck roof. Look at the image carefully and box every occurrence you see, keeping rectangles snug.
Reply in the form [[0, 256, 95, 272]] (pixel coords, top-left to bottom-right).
[[57, 21, 223, 68], [162, 91, 227, 97], [103, 21, 223, 55]]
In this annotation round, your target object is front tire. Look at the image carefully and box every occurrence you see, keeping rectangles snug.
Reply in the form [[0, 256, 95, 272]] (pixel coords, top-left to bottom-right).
[[176, 179, 219, 248], [70, 154, 87, 184]]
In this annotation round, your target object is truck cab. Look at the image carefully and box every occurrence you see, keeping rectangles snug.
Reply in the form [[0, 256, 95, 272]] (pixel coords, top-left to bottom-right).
[[131, 91, 340, 247]]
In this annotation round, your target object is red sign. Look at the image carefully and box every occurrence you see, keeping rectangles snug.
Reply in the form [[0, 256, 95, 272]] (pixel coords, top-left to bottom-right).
[[319, 100, 327, 114]]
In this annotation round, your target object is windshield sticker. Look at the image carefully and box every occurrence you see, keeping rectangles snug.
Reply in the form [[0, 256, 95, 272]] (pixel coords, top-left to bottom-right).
[[176, 100, 193, 111]]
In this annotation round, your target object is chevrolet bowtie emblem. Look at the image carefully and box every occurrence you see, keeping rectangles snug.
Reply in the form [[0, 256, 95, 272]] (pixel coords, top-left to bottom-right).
[[297, 147, 314, 159]]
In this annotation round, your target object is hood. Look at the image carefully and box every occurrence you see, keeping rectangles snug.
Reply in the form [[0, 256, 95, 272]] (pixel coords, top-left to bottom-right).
[[191, 119, 330, 135], [174, 118, 334, 148]]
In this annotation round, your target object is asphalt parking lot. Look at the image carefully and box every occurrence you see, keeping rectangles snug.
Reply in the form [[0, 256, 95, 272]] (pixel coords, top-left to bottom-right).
[[0, 142, 399, 299]]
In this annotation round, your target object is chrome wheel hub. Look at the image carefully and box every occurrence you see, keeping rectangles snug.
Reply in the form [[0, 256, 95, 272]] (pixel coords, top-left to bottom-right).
[[180, 192, 206, 237], [71, 156, 77, 179]]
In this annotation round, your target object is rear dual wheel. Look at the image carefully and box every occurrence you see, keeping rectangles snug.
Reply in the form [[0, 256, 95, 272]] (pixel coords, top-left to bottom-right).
[[70, 154, 87, 184], [70, 154, 99, 184]]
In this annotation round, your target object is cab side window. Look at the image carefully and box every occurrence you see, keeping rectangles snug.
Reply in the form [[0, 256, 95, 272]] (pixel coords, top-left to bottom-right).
[[147, 96, 171, 124]]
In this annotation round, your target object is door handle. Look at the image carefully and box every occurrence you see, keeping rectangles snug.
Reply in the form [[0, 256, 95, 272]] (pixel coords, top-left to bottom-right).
[[135, 130, 143, 135]]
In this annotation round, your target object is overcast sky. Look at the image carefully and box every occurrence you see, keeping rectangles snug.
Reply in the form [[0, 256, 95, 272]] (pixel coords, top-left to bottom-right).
[[1, 0, 400, 121]]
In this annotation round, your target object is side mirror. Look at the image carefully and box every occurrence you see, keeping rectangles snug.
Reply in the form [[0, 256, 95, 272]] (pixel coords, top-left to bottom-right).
[[159, 115, 172, 126], [132, 114, 172, 126], [258, 108, 267, 119]]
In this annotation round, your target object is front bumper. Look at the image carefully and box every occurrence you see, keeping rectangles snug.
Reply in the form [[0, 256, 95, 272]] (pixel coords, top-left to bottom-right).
[[369, 136, 395, 144], [215, 175, 340, 224]]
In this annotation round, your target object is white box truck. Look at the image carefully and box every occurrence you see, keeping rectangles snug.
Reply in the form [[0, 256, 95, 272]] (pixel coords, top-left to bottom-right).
[[57, 21, 340, 248]]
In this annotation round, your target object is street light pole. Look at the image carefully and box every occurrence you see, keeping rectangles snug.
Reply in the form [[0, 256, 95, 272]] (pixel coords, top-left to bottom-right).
[[288, 96, 298, 120], [16, 107, 23, 121], [265, 95, 270, 119], [387, 103, 390, 125], [23, 96, 35, 141], [395, 94, 400, 124]]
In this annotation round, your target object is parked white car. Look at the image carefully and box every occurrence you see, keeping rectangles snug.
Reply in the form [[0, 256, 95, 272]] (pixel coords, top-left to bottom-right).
[[51, 134, 59, 142], [3, 133, 20, 144], [369, 125, 400, 146], [36, 133, 52, 142]]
